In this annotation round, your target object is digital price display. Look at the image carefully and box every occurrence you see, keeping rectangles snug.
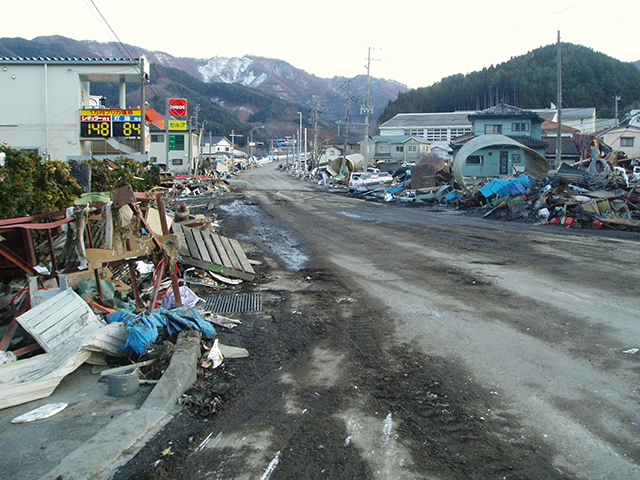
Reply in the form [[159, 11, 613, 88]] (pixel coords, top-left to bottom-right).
[[112, 121, 142, 137], [80, 109, 142, 139], [81, 121, 111, 138]]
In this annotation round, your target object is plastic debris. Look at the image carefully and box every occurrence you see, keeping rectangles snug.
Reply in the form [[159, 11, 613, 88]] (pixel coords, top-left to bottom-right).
[[12, 403, 68, 423]]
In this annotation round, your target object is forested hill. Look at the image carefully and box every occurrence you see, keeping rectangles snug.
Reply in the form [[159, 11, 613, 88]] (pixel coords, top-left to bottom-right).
[[378, 43, 640, 124]]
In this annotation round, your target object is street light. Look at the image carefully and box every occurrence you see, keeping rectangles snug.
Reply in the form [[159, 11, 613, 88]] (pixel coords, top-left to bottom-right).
[[250, 126, 264, 159]]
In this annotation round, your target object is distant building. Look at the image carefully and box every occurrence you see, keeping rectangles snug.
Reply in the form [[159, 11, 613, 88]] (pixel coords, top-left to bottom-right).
[[541, 120, 582, 164], [452, 103, 548, 178], [364, 135, 431, 167], [598, 111, 640, 159]]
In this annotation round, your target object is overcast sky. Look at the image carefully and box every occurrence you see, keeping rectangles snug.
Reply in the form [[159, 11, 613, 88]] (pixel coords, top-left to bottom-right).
[[4, 0, 639, 89]]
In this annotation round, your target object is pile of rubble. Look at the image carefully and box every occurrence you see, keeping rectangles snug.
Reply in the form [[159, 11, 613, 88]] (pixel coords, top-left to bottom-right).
[[0, 181, 257, 410], [299, 152, 640, 230]]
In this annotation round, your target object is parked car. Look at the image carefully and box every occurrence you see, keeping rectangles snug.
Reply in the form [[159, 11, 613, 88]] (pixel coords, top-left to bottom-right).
[[348, 171, 393, 192]]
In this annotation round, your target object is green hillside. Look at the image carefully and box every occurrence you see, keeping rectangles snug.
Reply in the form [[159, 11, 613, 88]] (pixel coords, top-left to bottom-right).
[[378, 43, 640, 124]]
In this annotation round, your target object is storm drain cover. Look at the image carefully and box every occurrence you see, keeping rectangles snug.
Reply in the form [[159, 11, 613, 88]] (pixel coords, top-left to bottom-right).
[[203, 293, 263, 314]]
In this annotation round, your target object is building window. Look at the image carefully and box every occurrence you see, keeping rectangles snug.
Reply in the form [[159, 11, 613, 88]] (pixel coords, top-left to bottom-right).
[[151, 134, 164, 143], [485, 125, 502, 134], [171, 158, 184, 165], [450, 128, 472, 139], [407, 145, 418, 153], [467, 155, 483, 165], [512, 153, 522, 163], [621, 137, 635, 147], [150, 156, 157, 163], [512, 122, 529, 132], [378, 145, 388, 153], [395, 146, 404, 152], [403, 129, 424, 136], [426, 128, 448, 141]]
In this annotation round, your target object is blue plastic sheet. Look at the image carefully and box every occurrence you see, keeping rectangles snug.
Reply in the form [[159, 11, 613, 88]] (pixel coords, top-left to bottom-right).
[[479, 173, 531, 199], [106, 307, 215, 354]]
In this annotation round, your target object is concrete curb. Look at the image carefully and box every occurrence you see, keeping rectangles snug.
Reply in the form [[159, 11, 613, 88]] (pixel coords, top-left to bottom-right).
[[40, 330, 202, 480]]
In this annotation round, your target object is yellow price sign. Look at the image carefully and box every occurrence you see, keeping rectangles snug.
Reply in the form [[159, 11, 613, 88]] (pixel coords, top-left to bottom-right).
[[169, 120, 187, 131]]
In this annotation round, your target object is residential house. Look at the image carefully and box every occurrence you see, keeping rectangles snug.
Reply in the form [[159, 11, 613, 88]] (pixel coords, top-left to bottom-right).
[[318, 145, 344, 165], [598, 110, 640, 159], [378, 112, 473, 160], [366, 135, 431, 168], [541, 120, 582, 164], [533, 107, 602, 134], [452, 103, 548, 178], [202, 136, 233, 159]]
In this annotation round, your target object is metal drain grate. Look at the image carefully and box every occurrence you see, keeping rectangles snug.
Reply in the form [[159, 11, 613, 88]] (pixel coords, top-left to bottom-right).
[[203, 293, 263, 314]]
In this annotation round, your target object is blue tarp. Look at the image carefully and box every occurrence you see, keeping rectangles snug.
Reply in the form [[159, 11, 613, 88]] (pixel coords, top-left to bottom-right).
[[106, 307, 215, 354], [479, 174, 532, 199]]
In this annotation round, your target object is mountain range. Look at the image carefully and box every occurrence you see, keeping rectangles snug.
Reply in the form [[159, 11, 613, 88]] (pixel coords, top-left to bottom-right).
[[0, 36, 408, 145]]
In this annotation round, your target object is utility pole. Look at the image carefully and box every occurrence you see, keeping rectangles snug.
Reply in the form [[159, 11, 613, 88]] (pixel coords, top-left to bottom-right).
[[139, 56, 147, 159], [614, 95, 622, 122], [297, 112, 303, 170], [228, 130, 243, 173], [362, 47, 374, 172], [555, 31, 562, 169], [313, 102, 319, 169], [341, 80, 352, 176]]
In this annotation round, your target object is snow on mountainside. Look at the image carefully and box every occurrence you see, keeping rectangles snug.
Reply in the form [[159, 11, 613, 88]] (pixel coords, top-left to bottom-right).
[[2, 36, 408, 123]]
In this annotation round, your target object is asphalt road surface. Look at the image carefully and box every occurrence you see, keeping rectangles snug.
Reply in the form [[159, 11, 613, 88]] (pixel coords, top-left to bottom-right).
[[115, 162, 640, 480]]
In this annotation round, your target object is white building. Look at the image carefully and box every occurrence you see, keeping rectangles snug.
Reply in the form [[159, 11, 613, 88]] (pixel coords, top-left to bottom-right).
[[0, 56, 149, 161], [598, 111, 640, 159], [0, 56, 200, 175]]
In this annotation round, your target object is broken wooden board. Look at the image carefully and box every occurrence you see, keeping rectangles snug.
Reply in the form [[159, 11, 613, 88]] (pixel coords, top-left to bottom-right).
[[173, 223, 255, 281], [16, 289, 105, 353], [0, 337, 91, 409]]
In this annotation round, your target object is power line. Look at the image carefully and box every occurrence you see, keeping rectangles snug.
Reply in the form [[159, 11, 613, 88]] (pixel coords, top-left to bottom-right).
[[87, 0, 136, 61]]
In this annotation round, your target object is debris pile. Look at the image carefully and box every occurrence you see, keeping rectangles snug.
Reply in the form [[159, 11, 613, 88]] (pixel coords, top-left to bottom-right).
[[0, 183, 256, 409], [294, 147, 640, 230]]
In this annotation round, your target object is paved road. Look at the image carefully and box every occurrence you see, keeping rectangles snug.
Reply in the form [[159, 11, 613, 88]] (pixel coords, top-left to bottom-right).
[[134, 162, 640, 480], [232, 163, 640, 479]]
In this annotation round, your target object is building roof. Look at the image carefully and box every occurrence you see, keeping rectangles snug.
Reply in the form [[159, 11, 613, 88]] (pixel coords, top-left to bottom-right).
[[0, 56, 142, 65], [370, 135, 429, 143], [541, 119, 580, 134], [0, 56, 148, 83], [452, 134, 548, 150], [533, 107, 596, 121], [379, 112, 474, 129], [469, 103, 543, 122], [544, 136, 581, 157], [208, 136, 230, 144]]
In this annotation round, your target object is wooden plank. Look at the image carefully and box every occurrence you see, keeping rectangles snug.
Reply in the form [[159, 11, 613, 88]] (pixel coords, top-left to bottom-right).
[[202, 230, 222, 265], [180, 257, 255, 281], [192, 229, 212, 263], [220, 236, 243, 271], [171, 223, 191, 258], [182, 227, 200, 259], [229, 238, 255, 275], [210, 233, 233, 268]]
